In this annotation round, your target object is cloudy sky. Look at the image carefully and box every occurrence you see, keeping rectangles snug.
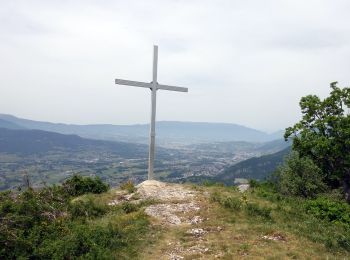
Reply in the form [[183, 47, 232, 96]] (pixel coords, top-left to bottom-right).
[[1, 0, 349, 132]]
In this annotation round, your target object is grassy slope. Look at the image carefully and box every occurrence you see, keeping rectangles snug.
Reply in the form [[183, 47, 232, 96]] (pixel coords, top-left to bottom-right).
[[137, 184, 349, 259], [5, 183, 349, 259], [74, 183, 350, 259]]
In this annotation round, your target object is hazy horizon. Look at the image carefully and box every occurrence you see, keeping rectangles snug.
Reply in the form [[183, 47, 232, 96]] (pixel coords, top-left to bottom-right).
[[1, 0, 349, 132], [0, 113, 283, 134]]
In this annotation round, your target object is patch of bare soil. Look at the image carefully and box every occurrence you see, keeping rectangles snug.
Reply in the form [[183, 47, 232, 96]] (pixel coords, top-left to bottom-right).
[[137, 180, 201, 226]]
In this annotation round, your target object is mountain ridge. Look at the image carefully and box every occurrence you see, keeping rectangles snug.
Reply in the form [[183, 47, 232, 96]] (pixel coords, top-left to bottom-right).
[[0, 127, 147, 157], [0, 114, 283, 143]]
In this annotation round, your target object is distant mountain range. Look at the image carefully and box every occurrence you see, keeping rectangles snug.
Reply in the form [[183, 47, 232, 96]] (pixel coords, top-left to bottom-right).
[[0, 119, 25, 130], [0, 127, 147, 158], [0, 114, 283, 143]]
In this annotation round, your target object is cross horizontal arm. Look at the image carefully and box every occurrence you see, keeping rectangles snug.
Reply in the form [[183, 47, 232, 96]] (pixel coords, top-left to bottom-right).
[[115, 78, 188, 92], [157, 84, 188, 92], [115, 78, 151, 89]]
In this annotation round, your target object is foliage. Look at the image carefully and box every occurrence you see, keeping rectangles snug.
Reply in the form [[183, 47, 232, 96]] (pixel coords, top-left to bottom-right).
[[63, 175, 109, 196], [248, 179, 259, 188], [120, 201, 139, 214], [284, 82, 350, 200], [211, 191, 271, 219], [211, 183, 350, 252], [272, 152, 327, 198], [69, 197, 108, 219], [0, 176, 149, 259], [305, 197, 350, 226], [119, 179, 136, 193]]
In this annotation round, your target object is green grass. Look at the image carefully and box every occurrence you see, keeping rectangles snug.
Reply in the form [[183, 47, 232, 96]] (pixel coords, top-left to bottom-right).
[[210, 183, 350, 255], [0, 177, 157, 260]]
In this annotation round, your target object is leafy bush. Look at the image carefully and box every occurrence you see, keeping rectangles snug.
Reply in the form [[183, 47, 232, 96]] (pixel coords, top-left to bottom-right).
[[305, 197, 350, 226], [63, 175, 109, 196], [248, 179, 259, 188], [273, 152, 327, 198], [69, 197, 108, 218], [0, 177, 149, 259], [222, 197, 242, 210], [120, 202, 139, 214]]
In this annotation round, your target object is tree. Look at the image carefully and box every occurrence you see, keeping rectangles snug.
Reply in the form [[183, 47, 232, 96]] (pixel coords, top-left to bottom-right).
[[285, 82, 350, 202], [273, 152, 327, 198]]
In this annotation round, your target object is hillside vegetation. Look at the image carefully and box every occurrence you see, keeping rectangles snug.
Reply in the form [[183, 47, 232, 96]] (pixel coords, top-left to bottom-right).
[[1, 176, 350, 259]]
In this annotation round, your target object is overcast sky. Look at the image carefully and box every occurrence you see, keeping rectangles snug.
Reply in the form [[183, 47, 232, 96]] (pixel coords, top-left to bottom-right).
[[1, 0, 349, 132]]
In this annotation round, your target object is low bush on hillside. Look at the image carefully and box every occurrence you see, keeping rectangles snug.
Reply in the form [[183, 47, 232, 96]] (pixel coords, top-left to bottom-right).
[[69, 197, 108, 219], [211, 191, 272, 219], [63, 175, 109, 196], [0, 176, 149, 259], [305, 197, 350, 226]]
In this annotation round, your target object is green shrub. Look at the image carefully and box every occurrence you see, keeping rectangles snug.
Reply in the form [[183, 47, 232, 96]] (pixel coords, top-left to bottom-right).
[[222, 197, 242, 210], [120, 202, 139, 214], [273, 152, 327, 198], [34, 222, 130, 259], [210, 192, 242, 210], [69, 198, 108, 219], [210, 191, 221, 203], [119, 180, 136, 193], [248, 179, 259, 188], [0, 179, 150, 260], [305, 197, 350, 226], [63, 175, 109, 196]]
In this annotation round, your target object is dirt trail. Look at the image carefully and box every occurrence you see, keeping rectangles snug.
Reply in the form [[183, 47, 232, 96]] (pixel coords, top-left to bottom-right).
[[110, 180, 218, 259], [137, 180, 201, 226], [135, 180, 224, 259]]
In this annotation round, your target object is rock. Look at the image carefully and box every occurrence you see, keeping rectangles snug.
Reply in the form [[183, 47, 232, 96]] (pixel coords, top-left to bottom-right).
[[238, 184, 250, 192], [187, 228, 207, 237], [262, 233, 287, 242], [169, 254, 184, 260], [216, 226, 223, 231], [145, 202, 200, 225], [190, 215, 203, 225], [136, 180, 196, 201]]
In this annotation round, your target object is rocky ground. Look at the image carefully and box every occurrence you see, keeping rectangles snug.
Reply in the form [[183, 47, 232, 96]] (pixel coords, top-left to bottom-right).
[[109, 180, 250, 259]]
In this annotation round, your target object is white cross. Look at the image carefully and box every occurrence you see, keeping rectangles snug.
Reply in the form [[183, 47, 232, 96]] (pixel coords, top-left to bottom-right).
[[115, 45, 188, 180]]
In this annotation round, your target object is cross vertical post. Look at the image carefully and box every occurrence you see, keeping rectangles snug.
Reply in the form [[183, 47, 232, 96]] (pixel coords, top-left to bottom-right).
[[148, 45, 158, 180], [115, 45, 188, 181]]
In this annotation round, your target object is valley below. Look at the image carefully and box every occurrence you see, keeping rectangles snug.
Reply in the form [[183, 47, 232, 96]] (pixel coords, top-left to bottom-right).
[[0, 114, 289, 191], [0, 137, 288, 191]]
